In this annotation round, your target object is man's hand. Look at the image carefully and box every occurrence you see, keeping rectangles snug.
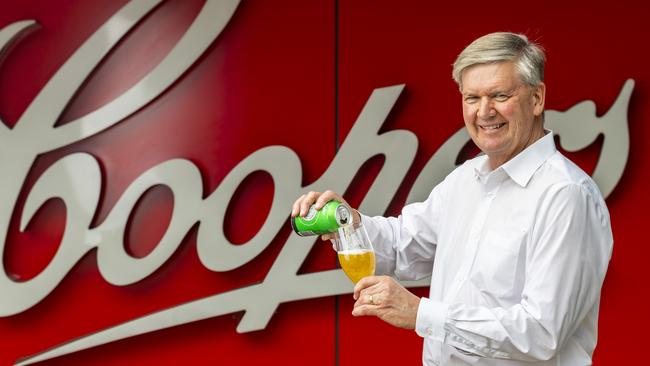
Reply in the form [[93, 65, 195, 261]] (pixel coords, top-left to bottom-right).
[[352, 276, 421, 329], [290, 190, 360, 240]]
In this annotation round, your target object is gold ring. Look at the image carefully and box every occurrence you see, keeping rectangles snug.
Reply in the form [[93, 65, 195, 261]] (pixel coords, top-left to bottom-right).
[[368, 295, 374, 304]]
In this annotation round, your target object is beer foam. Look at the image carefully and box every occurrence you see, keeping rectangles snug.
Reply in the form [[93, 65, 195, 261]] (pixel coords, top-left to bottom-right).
[[338, 249, 373, 255]]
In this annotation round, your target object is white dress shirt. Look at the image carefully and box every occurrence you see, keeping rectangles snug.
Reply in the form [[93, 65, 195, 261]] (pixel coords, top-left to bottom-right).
[[361, 131, 613, 365]]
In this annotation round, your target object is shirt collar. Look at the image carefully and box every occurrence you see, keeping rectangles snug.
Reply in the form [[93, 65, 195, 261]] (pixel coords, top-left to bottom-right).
[[473, 130, 557, 187], [501, 130, 557, 187], [473, 155, 492, 182]]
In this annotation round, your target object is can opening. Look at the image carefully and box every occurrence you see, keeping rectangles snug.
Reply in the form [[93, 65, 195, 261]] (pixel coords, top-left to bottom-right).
[[336, 205, 350, 226]]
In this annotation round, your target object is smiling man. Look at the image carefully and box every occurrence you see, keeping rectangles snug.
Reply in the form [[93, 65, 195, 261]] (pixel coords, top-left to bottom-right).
[[459, 61, 546, 170], [291, 32, 612, 365]]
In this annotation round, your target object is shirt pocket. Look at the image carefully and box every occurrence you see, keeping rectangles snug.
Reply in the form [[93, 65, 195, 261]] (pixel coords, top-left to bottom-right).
[[469, 229, 526, 304]]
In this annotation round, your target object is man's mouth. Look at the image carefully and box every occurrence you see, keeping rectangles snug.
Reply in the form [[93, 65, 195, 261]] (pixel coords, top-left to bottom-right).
[[480, 123, 506, 130]]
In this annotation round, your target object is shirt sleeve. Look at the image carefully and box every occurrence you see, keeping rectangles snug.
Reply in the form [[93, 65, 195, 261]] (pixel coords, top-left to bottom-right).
[[416, 183, 613, 361], [361, 179, 445, 281]]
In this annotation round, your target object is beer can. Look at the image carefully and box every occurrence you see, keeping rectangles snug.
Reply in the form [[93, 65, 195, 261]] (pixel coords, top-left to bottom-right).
[[291, 200, 352, 236]]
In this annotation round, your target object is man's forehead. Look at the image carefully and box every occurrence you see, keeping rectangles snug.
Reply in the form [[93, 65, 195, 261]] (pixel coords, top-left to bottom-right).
[[460, 61, 522, 93]]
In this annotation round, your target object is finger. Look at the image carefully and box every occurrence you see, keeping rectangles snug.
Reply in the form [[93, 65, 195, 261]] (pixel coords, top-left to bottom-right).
[[291, 195, 306, 217], [352, 304, 379, 317], [300, 191, 321, 216], [315, 190, 340, 210], [353, 294, 371, 308], [353, 293, 380, 308], [353, 276, 381, 300], [328, 191, 350, 207], [354, 283, 382, 304], [320, 233, 334, 241]]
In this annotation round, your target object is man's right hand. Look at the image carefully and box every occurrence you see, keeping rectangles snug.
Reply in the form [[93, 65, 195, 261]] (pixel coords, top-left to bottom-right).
[[290, 190, 360, 241]]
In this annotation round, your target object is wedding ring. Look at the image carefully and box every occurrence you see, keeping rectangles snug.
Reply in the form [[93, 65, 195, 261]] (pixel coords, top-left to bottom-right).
[[368, 295, 374, 304]]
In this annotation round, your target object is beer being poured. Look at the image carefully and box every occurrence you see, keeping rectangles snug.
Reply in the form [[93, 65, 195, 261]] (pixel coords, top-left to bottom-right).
[[337, 249, 376, 284], [332, 221, 375, 284], [291, 200, 375, 284]]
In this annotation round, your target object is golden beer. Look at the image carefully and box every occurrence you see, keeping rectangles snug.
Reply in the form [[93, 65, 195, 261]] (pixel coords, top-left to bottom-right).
[[337, 249, 375, 283]]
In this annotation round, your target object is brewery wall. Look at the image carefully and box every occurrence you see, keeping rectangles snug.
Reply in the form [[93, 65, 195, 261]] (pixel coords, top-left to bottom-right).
[[0, 1, 646, 365]]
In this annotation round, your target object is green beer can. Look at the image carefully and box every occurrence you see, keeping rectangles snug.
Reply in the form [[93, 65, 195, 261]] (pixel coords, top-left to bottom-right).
[[291, 200, 352, 236]]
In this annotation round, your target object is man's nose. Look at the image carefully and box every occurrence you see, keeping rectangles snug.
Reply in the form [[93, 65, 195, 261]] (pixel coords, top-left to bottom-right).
[[477, 97, 496, 120]]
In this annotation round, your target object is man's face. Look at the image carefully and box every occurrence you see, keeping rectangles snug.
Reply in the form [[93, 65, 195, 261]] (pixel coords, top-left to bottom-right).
[[460, 61, 546, 169]]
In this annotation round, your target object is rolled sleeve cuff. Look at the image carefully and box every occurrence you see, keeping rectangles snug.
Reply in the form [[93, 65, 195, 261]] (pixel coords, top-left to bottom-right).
[[415, 297, 448, 342]]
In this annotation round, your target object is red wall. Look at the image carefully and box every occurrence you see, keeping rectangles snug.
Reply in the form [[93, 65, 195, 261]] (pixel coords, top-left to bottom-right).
[[0, 0, 647, 365]]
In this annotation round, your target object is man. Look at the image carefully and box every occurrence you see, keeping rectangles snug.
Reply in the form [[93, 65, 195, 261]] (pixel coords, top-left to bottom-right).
[[291, 32, 612, 365]]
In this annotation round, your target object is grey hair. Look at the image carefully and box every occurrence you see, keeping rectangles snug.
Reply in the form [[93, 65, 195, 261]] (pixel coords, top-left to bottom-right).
[[452, 32, 546, 88]]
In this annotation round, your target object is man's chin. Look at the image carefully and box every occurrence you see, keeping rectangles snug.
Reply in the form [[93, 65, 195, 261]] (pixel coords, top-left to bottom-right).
[[477, 140, 507, 154]]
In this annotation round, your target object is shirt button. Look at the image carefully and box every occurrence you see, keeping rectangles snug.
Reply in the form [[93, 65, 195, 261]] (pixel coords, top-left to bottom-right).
[[427, 328, 433, 336]]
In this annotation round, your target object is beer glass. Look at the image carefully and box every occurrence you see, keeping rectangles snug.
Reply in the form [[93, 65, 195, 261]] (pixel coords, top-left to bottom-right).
[[333, 222, 375, 283]]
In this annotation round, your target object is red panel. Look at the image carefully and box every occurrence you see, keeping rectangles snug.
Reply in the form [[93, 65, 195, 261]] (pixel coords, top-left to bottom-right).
[[0, 0, 335, 365], [337, 1, 650, 365]]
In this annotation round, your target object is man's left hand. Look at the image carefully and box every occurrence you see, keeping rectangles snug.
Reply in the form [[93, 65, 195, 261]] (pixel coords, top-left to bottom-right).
[[352, 275, 421, 329]]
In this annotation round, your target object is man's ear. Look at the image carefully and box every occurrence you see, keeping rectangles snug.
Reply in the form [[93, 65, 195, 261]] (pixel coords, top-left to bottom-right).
[[533, 82, 546, 117]]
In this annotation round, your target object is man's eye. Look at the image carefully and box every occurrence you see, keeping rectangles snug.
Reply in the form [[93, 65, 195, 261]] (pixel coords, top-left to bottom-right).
[[495, 94, 509, 101], [464, 96, 478, 103]]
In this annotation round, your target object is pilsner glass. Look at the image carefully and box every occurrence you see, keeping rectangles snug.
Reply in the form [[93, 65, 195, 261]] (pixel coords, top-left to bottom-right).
[[333, 222, 375, 284]]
